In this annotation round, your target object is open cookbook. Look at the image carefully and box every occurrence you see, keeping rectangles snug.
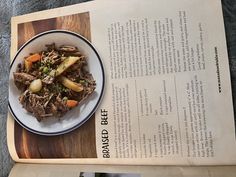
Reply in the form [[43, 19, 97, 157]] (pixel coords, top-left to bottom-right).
[[6, 0, 236, 176]]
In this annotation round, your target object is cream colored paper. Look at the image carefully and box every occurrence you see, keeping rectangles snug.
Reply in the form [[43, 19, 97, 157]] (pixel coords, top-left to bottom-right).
[[8, 0, 236, 165], [93, 0, 236, 164], [9, 164, 236, 177]]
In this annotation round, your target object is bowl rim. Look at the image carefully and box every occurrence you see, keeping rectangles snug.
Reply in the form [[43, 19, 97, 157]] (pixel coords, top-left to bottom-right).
[[8, 29, 105, 136]]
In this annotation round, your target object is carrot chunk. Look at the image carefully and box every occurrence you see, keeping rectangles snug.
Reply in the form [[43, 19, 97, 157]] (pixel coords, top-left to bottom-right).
[[66, 100, 78, 108], [26, 53, 41, 62]]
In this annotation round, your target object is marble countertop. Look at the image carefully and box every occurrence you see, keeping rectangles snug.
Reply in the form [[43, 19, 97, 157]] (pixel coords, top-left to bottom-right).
[[0, 0, 235, 177]]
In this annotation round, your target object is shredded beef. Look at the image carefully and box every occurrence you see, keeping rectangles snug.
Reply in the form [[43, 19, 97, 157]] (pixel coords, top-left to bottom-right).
[[13, 72, 35, 85]]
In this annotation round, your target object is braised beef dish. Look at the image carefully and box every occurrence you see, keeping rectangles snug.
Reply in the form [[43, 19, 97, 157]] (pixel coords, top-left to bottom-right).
[[13, 43, 96, 121]]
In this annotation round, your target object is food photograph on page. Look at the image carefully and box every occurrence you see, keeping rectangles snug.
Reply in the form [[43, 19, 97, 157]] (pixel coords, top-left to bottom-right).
[[9, 29, 105, 135], [7, 11, 104, 161]]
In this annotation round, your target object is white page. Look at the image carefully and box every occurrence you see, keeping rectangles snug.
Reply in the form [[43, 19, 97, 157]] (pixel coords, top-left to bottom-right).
[[8, 164, 236, 177], [92, 0, 236, 164]]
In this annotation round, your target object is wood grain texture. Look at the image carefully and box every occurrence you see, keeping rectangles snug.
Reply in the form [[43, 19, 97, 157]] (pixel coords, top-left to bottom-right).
[[15, 12, 97, 158]]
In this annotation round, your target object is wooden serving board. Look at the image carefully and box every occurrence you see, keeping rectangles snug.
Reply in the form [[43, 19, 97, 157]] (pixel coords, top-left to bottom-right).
[[14, 12, 97, 158]]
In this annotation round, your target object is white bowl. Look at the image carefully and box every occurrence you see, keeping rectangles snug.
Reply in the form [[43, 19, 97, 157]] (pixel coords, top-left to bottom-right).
[[9, 30, 105, 136]]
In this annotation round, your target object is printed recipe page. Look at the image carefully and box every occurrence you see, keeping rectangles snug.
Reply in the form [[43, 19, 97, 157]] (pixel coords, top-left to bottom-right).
[[92, 0, 236, 164]]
